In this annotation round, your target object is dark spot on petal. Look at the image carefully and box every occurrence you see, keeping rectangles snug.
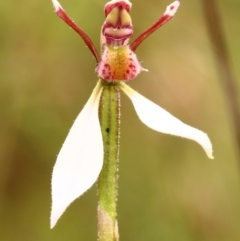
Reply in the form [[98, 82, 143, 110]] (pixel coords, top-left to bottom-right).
[[104, 63, 110, 69]]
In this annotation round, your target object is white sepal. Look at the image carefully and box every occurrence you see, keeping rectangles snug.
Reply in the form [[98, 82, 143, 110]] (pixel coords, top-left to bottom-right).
[[51, 82, 103, 228], [120, 83, 213, 159]]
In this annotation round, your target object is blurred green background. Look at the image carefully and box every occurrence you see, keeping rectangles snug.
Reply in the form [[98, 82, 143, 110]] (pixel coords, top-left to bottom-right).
[[1, 0, 240, 240]]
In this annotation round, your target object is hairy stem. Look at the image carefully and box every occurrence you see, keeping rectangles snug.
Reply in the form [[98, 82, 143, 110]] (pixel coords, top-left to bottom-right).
[[98, 82, 120, 241]]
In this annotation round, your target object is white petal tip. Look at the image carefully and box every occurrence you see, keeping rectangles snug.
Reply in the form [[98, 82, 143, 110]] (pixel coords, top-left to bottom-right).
[[51, 0, 62, 11], [50, 215, 57, 229], [50, 208, 62, 228], [50, 221, 56, 229], [165, 1, 180, 16], [206, 148, 214, 159], [142, 68, 149, 72], [50, 210, 58, 229], [199, 133, 214, 159], [208, 154, 214, 159]]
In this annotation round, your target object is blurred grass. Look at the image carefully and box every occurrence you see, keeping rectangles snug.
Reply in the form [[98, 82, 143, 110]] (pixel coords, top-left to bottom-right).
[[0, 0, 240, 240]]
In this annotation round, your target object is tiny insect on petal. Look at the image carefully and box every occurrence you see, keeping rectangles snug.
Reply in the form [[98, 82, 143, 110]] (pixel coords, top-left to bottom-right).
[[51, 82, 104, 228], [120, 83, 214, 159]]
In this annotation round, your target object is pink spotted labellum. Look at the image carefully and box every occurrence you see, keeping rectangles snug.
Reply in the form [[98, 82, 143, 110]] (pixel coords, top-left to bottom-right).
[[50, 0, 213, 228]]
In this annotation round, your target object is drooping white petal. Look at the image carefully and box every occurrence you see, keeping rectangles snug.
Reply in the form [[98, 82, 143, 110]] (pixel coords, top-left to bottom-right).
[[120, 83, 213, 159], [51, 82, 103, 228]]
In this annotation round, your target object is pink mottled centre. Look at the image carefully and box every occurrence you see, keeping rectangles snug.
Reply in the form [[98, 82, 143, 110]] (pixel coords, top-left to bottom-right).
[[96, 45, 143, 82]]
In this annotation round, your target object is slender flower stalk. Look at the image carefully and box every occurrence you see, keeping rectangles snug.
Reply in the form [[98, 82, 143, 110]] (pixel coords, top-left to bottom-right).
[[50, 0, 214, 239], [98, 82, 120, 241]]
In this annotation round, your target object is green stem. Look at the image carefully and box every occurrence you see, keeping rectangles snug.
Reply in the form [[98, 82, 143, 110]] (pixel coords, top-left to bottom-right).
[[97, 81, 120, 241]]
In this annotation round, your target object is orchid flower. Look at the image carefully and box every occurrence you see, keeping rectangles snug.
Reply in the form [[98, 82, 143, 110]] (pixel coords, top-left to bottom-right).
[[50, 0, 213, 231]]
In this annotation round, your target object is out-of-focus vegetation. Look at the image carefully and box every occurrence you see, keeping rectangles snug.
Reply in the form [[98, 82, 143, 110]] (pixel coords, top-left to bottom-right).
[[0, 0, 240, 240]]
